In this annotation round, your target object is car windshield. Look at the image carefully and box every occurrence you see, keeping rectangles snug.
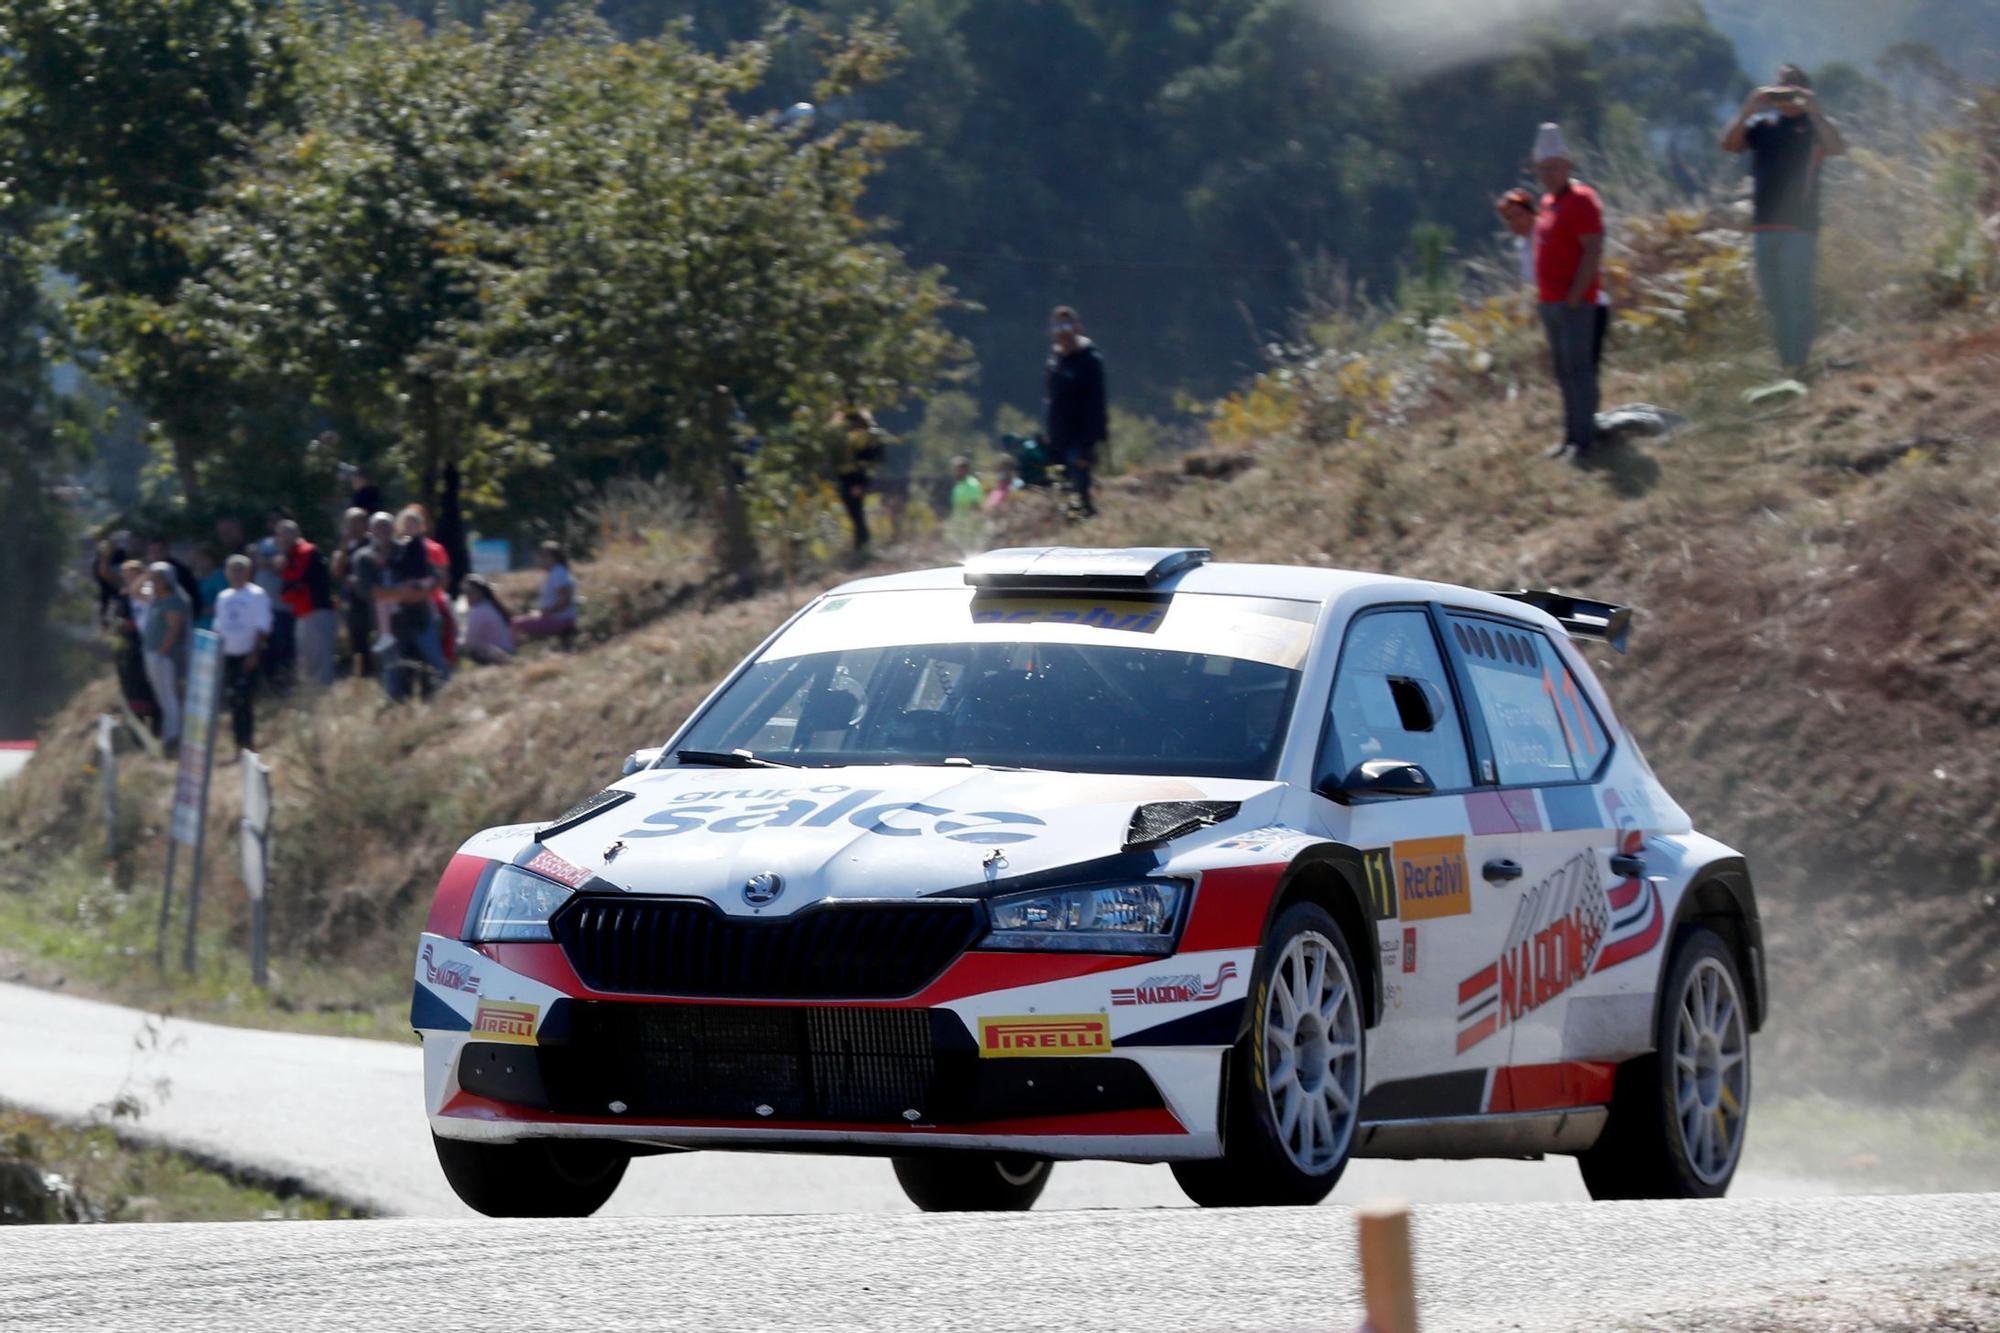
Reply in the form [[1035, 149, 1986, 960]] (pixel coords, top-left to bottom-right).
[[675, 588, 1318, 779]]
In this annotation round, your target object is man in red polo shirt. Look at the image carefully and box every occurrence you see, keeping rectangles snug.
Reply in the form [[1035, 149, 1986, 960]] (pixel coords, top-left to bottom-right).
[[1531, 122, 1605, 462], [277, 519, 338, 688]]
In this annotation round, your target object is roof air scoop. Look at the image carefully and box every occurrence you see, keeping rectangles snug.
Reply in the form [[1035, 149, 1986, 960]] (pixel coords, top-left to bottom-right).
[[964, 547, 1211, 592]]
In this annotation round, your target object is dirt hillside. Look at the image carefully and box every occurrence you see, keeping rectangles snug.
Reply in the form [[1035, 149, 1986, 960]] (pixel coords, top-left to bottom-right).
[[7, 299, 1998, 1106]]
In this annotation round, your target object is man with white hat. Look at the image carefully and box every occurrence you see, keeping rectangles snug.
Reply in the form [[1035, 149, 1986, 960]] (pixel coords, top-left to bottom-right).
[[1530, 122, 1605, 462]]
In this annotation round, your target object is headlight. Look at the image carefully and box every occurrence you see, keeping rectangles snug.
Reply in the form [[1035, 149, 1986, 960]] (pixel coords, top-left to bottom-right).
[[467, 864, 575, 942], [980, 880, 1190, 955]]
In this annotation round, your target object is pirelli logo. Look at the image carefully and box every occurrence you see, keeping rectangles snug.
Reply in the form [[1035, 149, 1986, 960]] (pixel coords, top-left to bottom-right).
[[977, 1014, 1111, 1058], [472, 1000, 540, 1045]]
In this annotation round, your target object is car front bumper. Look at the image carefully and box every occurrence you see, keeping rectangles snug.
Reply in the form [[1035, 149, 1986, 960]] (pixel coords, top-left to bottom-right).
[[415, 933, 1243, 1163]]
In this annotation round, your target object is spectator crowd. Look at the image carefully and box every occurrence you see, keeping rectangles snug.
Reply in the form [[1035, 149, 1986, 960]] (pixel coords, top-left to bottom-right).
[[93, 478, 582, 755], [1499, 62, 1843, 464]]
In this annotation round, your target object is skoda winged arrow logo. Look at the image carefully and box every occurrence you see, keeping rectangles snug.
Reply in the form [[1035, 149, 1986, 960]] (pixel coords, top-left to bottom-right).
[[742, 872, 785, 907]]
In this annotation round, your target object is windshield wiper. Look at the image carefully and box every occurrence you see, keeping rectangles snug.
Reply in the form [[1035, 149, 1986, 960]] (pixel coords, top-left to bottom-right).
[[673, 748, 800, 769]]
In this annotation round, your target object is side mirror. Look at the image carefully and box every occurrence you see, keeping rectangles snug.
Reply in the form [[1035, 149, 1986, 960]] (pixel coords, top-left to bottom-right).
[[1318, 758, 1436, 804], [621, 747, 664, 777]]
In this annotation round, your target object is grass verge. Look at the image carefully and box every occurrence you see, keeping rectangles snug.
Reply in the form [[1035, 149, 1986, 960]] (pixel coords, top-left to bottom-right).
[[0, 846, 413, 1042], [0, 1106, 361, 1224]]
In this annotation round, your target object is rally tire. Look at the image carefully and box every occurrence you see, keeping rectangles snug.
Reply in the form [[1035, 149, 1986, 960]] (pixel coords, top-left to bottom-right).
[[1579, 927, 1751, 1200], [891, 1154, 1052, 1211], [432, 1133, 630, 1218], [1172, 902, 1364, 1208]]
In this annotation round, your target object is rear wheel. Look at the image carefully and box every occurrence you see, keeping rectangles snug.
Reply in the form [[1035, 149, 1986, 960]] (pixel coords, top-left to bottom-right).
[[432, 1133, 630, 1218], [1579, 928, 1751, 1200], [892, 1154, 1052, 1211], [1172, 902, 1363, 1208]]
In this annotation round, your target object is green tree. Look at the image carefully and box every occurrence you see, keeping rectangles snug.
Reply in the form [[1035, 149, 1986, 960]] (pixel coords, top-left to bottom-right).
[[0, 0, 297, 506], [482, 15, 963, 572], [186, 6, 960, 574], [0, 181, 77, 737], [184, 6, 572, 517]]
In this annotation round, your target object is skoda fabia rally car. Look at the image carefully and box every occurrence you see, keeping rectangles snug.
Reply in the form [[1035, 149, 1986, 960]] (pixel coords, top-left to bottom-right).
[[414, 547, 1764, 1216]]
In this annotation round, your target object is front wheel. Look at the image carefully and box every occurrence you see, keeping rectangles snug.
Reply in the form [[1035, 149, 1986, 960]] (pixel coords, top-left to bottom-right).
[[432, 1133, 630, 1218], [1173, 902, 1364, 1208], [892, 1154, 1052, 1211], [1579, 927, 1752, 1200]]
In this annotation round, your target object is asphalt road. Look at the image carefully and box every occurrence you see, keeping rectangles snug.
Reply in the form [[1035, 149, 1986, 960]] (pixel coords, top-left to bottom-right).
[[4, 1194, 1998, 1332], [0, 980, 1848, 1218]]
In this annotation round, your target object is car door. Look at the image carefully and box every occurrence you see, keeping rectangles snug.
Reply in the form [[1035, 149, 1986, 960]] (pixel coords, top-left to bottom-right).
[[1308, 606, 1524, 1097], [1439, 612, 1618, 1084]]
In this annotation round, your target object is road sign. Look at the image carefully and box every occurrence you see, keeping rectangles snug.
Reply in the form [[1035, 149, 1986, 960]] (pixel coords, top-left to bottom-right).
[[169, 631, 223, 848]]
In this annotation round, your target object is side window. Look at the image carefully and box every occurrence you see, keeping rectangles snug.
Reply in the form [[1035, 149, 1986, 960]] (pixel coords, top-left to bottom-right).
[[1447, 617, 1609, 784], [1321, 609, 1473, 791]]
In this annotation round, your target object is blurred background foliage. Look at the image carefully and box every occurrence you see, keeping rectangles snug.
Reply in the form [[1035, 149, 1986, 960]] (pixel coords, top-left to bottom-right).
[[0, 0, 1995, 732]]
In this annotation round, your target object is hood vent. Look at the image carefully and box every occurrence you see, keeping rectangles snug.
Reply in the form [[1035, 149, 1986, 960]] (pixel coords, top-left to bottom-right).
[[1124, 800, 1241, 851], [535, 788, 636, 843]]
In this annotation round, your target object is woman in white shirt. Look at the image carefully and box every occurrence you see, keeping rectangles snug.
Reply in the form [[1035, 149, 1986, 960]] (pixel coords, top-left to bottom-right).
[[512, 541, 578, 642]]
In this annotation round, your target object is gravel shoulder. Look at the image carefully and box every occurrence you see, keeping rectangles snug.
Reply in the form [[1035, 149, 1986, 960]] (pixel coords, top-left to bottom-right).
[[2, 1195, 1996, 1332]]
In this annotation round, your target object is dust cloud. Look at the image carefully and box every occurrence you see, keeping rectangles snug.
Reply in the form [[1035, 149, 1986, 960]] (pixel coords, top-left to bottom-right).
[[1321, 0, 1678, 82]]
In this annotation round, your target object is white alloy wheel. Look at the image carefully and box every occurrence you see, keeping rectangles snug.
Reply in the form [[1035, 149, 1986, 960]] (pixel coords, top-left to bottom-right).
[[1261, 929, 1362, 1175], [1673, 954, 1749, 1186]]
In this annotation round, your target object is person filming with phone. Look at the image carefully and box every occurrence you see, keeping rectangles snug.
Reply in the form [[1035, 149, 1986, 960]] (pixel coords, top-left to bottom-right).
[[1722, 64, 1846, 378]]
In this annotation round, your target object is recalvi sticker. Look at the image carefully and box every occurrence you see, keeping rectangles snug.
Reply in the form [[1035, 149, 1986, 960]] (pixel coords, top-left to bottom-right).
[[1394, 836, 1471, 920]]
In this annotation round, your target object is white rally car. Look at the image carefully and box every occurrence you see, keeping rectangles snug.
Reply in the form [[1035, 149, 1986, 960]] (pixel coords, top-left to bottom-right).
[[413, 547, 1764, 1215]]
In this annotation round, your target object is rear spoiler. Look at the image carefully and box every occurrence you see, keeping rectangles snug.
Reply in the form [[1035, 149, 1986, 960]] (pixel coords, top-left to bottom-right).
[[1493, 590, 1633, 654]]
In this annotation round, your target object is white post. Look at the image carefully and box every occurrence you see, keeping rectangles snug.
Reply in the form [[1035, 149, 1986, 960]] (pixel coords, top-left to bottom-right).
[[96, 714, 118, 860], [240, 750, 272, 989]]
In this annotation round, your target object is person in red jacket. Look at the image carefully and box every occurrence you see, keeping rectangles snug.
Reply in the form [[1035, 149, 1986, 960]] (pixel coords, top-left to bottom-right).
[[276, 520, 338, 687], [1529, 123, 1605, 463]]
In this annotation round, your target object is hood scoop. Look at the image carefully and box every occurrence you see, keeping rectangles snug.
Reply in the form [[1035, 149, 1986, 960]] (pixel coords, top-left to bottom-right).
[[1124, 800, 1241, 851], [536, 787, 637, 842]]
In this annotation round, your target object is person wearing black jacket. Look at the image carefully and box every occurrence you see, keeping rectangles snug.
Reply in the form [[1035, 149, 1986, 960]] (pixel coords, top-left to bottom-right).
[[1042, 305, 1107, 519], [834, 408, 887, 554]]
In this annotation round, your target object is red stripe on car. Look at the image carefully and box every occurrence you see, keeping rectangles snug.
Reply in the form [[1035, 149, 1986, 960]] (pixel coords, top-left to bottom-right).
[[1455, 1013, 1499, 1053], [1177, 864, 1286, 953], [1485, 1060, 1617, 1113], [425, 855, 489, 938]]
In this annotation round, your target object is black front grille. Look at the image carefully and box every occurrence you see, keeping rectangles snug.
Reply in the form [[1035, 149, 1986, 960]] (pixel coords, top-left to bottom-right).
[[549, 1004, 938, 1121], [550, 895, 985, 999], [457, 1002, 1168, 1125]]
